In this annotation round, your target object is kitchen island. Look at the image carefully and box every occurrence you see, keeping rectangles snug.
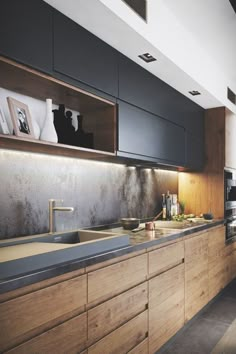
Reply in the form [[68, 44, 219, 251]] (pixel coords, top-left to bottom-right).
[[1, 220, 235, 354]]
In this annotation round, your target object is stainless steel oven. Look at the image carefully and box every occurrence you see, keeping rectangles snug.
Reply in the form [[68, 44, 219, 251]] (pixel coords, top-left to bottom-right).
[[224, 168, 236, 240]]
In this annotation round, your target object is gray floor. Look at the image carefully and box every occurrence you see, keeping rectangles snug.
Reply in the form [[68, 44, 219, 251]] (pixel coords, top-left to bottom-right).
[[157, 280, 236, 354]]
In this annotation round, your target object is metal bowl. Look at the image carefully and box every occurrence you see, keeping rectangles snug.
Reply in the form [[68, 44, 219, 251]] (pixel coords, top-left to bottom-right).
[[120, 218, 140, 230]]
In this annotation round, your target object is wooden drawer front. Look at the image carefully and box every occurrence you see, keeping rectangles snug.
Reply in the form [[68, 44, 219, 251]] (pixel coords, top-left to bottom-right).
[[88, 254, 147, 305], [148, 241, 184, 277], [208, 227, 225, 262], [88, 282, 147, 345], [88, 310, 148, 354], [209, 258, 225, 301], [127, 338, 148, 354], [185, 233, 209, 322], [0, 275, 87, 352], [6, 312, 87, 354], [149, 264, 184, 354]]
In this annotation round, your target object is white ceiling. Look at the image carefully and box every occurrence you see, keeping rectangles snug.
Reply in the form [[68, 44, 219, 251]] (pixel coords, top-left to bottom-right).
[[45, 0, 236, 113]]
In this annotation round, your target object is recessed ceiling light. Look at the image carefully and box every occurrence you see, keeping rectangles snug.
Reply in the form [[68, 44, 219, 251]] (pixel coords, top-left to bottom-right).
[[138, 53, 157, 63], [189, 90, 201, 96]]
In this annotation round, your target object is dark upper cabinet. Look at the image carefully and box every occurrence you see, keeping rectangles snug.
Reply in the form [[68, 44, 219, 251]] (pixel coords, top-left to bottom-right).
[[53, 11, 118, 97], [119, 54, 205, 135], [186, 132, 204, 170], [0, 0, 53, 73], [118, 100, 185, 166]]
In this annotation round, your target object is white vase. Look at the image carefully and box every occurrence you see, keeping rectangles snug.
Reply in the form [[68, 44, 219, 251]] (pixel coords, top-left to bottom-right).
[[40, 99, 58, 143], [32, 118, 41, 139]]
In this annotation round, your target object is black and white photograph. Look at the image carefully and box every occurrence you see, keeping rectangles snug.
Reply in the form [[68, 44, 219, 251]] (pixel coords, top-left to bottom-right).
[[0, 106, 10, 135], [7, 97, 35, 138]]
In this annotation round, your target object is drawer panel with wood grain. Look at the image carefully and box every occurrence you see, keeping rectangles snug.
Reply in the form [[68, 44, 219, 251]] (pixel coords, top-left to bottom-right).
[[148, 241, 184, 277], [87, 254, 147, 306], [5, 312, 87, 354], [208, 226, 225, 262], [0, 275, 87, 352], [88, 282, 147, 345], [185, 232, 209, 322], [88, 310, 148, 354], [127, 337, 148, 354], [149, 263, 185, 353]]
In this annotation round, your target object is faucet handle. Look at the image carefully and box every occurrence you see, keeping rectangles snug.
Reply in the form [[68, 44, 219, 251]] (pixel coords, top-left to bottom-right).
[[49, 198, 63, 204]]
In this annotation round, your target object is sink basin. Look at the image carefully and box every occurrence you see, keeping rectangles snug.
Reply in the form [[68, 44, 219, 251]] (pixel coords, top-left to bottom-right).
[[0, 230, 130, 279]]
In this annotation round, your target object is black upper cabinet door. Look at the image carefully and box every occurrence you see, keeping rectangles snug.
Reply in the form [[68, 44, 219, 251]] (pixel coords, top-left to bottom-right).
[[119, 54, 205, 131], [53, 11, 118, 97], [0, 0, 53, 73], [185, 132, 204, 170], [118, 100, 185, 166]]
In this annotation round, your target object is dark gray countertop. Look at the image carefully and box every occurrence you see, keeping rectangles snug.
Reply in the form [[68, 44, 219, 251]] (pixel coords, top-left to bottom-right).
[[0, 219, 225, 294]]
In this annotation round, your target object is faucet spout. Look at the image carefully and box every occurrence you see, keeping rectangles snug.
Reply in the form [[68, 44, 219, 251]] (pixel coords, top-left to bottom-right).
[[49, 199, 74, 234]]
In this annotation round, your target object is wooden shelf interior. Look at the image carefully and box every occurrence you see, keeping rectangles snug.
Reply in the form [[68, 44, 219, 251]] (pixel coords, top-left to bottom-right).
[[0, 56, 116, 153]]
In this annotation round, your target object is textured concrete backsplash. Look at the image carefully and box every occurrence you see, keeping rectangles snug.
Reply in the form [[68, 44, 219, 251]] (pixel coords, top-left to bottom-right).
[[0, 150, 178, 239]]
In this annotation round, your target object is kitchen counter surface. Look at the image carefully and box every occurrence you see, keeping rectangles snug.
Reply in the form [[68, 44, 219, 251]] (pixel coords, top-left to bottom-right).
[[0, 219, 224, 294]]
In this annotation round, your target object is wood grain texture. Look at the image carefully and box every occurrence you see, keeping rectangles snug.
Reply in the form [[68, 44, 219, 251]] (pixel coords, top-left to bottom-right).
[[0, 267, 85, 303], [88, 310, 148, 354], [185, 232, 209, 322], [87, 254, 147, 306], [178, 107, 225, 218], [208, 227, 226, 300], [0, 275, 87, 352], [5, 312, 87, 354], [148, 241, 184, 277], [225, 108, 236, 169], [127, 338, 148, 354], [88, 282, 147, 345], [149, 264, 185, 353]]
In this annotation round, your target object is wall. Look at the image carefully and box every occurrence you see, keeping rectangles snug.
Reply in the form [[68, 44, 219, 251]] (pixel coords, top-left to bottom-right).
[[0, 149, 178, 239]]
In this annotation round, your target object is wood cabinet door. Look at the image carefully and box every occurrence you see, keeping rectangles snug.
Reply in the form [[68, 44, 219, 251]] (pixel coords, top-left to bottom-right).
[[88, 311, 148, 354], [149, 263, 185, 353], [148, 241, 184, 277], [0, 0, 53, 73], [118, 100, 185, 166], [0, 275, 87, 353], [185, 232, 209, 322], [87, 253, 147, 306], [53, 11, 118, 97], [208, 226, 226, 301], [5, 312, 87, 354], [88, 282, 147, 345]]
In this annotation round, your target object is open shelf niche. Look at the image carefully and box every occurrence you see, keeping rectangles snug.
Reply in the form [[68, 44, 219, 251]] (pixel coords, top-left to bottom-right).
[[0, 56, 117, 159]]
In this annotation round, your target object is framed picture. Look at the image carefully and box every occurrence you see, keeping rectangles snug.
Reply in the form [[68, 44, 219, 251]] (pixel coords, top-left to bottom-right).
[[7, 97, 35, 138], [0, 106, 10, 134]]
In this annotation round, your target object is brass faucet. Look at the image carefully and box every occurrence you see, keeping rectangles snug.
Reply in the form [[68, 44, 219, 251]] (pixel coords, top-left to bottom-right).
[[49, 199, 74, 234]]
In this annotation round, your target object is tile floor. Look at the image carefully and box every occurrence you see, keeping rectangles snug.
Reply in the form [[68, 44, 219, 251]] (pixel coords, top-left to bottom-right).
[[157, 279, 236, 354]]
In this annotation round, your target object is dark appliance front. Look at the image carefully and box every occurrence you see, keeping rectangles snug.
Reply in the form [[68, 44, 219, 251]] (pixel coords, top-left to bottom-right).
[[224, 168, 236, 241]]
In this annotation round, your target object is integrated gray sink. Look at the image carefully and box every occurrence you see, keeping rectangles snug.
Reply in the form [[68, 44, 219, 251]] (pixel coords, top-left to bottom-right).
[[0, 230, 130, 279]]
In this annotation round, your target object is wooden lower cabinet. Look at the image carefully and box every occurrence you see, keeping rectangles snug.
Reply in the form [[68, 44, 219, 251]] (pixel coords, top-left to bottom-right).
[[128, 338, 148, 354], [149, 263, 185, 353], [87, 253, 147, 306], [0, 274, 87, 353], [88, 282, 147, 345], [88, 310, 148, 354], [6, 312, 87, 354], [185, 232, 209, 322], [208, 226, 227, 301]]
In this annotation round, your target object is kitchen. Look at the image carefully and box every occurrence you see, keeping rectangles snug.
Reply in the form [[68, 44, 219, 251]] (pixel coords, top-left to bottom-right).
[[1, 0, 236, 353]]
